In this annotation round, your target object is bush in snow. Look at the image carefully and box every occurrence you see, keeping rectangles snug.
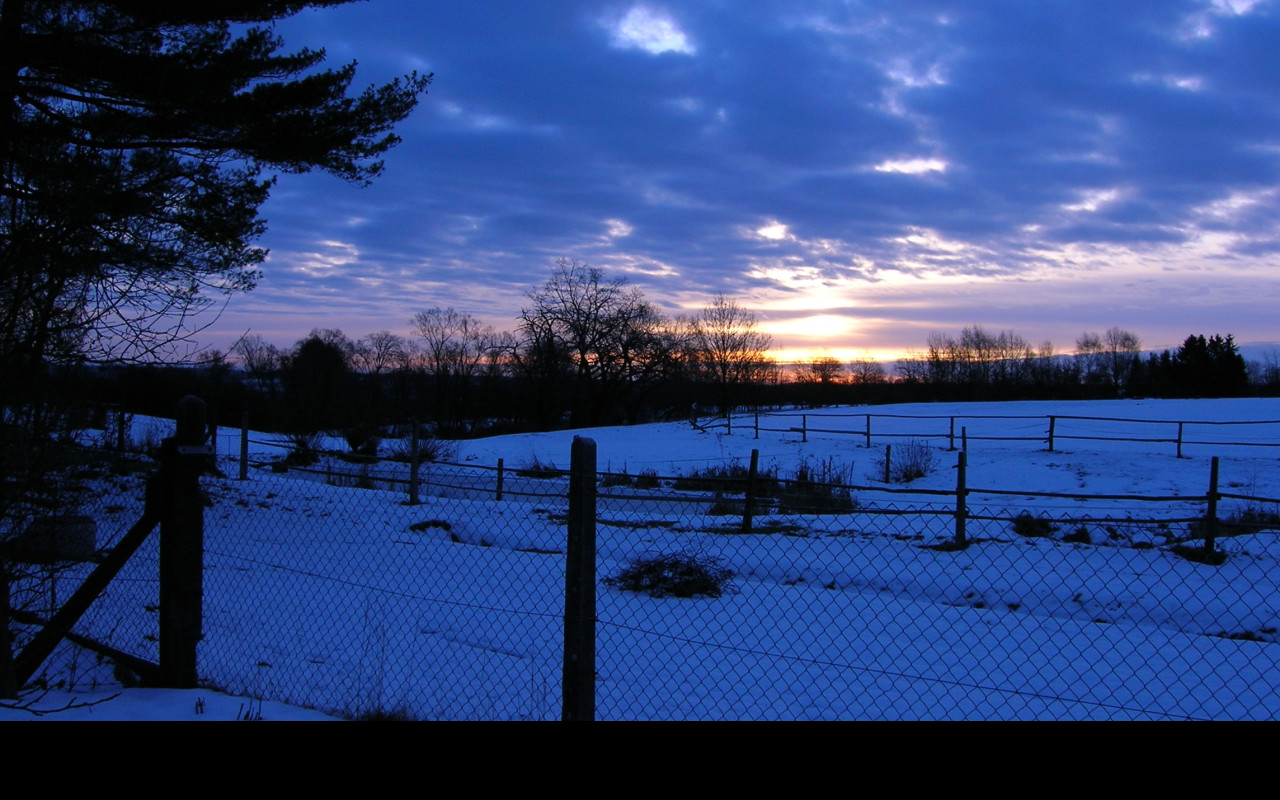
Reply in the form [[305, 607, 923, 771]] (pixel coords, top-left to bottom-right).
[[872, 438, 937, 483], [604, 550, 734, 598], [1011, 511, 1057, 538]]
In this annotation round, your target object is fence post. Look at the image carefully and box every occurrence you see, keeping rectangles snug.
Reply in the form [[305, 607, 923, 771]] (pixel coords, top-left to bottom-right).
[[883, 444, 892, 484], [949, 417, 955, 451], [1177, 422, 1185, 459], [564, 436, 597, 722], [159, 395, 206, 688], [742, 448, 760, 533], [865, 414, 871, 448], [802, 415, 808, 443], [962, 426, 968, 454], [727, 412, 732, 436], [496, 457, 505, 501], [239, 411, 250, 480], [954, 450, 968, 548], [754, 411, 759, 440], [408, 419, 420, 506], [115, 406, 127, 451], [207, 418, 218, 474], [1047, 416, 1056, 452], [1204, 456, 1220, 554]]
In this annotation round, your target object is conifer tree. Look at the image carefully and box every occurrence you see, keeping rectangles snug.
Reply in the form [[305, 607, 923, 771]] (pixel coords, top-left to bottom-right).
[[0, 1, 430, 382]]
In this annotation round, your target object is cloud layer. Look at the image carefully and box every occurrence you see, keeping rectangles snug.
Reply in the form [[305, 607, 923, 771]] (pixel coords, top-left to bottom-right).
[[209, 1, 1280, 360]]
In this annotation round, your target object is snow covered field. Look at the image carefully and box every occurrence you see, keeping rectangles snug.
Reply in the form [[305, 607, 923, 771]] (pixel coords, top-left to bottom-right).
[[5, 397, 1280, 720]]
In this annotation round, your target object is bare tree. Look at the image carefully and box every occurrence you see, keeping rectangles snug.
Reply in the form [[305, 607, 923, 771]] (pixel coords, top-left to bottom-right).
[[849, 356, 887, 384], [802, 354, 845, 385], [1077, 327, 1141, 393], [411, 308, 497, 431], [517, 259, 677, 426], [1251, 348, 1280, 389], [689, 294, 774, 414], [231, 334, 282, 396], [926, 331, 962, 384], [351, 331, 408, 376], [411, 308, 495, 379], [924, 327, 1037, 388], [895, 352, 929, 383]]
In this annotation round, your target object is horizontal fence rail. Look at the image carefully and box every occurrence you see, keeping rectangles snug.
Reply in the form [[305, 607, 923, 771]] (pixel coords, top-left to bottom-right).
[[705, 410, 1280, 457]]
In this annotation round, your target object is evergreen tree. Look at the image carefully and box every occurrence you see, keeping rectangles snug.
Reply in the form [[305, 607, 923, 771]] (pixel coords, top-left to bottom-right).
[[1173, 334, 1248, 397], [0, 1, 430, 388], [281, 334, 352, 433]]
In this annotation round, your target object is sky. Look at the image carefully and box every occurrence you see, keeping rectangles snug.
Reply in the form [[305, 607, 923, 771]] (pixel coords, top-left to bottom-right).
[[203, 0, 1280, 364]]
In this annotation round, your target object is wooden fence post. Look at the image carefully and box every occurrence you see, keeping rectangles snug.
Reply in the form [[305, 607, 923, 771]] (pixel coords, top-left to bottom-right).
[[802, 415, 808, 443], [1047, 416, 1056, 452], [741, 448, 760, 533], [159, 395, 206, 688], [754, 411, 759, 440], [239, 411, 250, 481], [865, 414, 872, 448], [408, 419, 420, 506], [496, 458, 505, 501], [1204, 456, 1220, 554], [1177, 422, 1185, 459], [563, 436, 597, 722], [949, 417, 955, 451], [884, 444, 892, 484], [954, 450, 968, 548], [207, 419, 218, 474], [727, 412, 732, 436]]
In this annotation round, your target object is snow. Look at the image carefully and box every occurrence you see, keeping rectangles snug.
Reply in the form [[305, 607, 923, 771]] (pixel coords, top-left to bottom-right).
[[5, 397, 1280, 720]]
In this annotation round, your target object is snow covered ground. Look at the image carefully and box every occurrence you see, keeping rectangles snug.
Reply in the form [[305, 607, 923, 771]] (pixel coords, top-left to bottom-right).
[[5, 397, 1280, 720]]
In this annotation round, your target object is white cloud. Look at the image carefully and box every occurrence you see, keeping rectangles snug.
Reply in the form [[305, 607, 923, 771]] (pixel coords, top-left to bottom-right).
[[882, 57, 949, 89], [607, 6, 695, 55], [604, 218, 634, 238], [755, 222, 791, 241], [873, 157, 948, 175], [1211, 0, 1261, 14], [1130, 72, 1207, 92], [281, 240, 360, 278], [1061, 187, 1123, 213], [764, 314, 856, 339], [435, 101, 559, 135], [892, 227, 973, 254]]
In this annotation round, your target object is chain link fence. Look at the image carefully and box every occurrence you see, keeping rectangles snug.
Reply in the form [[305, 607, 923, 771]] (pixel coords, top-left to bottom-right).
[[201, 442, 1280, 719], [3, 447, 161, 692], [7, 425, 1280, 719]]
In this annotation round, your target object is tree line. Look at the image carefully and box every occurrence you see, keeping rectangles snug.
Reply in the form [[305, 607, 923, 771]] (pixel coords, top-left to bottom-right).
[[213, 258, 779, 436], [891, 326, 1259, 401], [70, 263, 1272, 444]]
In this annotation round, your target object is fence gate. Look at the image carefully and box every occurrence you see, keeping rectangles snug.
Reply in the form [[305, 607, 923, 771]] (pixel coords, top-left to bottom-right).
[[2, 396, 208, 696]]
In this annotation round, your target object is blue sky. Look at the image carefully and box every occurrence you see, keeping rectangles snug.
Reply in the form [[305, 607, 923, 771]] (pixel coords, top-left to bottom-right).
[[207, 0, 1280, 362]]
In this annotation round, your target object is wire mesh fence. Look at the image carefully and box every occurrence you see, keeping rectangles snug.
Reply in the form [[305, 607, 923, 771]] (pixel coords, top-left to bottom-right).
[[3, 449, 161, 691], [7, 430, 1280, 719], [591, 505, 1280, 719], [204, 446, 1280, 719]]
